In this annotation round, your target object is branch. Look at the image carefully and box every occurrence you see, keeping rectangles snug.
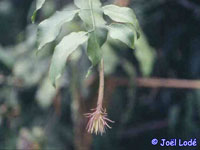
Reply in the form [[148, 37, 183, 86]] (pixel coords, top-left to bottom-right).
[[86, 76, 200, 89]]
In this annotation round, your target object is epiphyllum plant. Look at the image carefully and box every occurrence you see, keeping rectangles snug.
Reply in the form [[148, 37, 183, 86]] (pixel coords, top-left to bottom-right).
[[33, 0, 140, 135]]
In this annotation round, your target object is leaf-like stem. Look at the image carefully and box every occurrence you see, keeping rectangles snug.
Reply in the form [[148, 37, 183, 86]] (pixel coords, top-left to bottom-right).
[[89, 0, 104, 109], [97, 58, 104, 109], [89, 0, 96, 31]]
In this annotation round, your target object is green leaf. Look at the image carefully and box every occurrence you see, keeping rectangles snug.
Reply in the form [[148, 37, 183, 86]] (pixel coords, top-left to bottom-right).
[[78, 9, 106, 29], [87, 27, 108, 67], [37, 10, 79, 51], [49, 32, 88, 87], [102, 43, 118, 75], [108, 23, 135, 49], [85, 66, 93, 78], [75, 0, 105, 29], [36, 77, 57, 109], [32, 0, 46, 23], [94, 27, 108, 47], [0, 47, 15, 68], [74, 0, 102, 9], [135, 32, 155, 76], [102, 4, 140, 38], [87, 32, 102, 67]]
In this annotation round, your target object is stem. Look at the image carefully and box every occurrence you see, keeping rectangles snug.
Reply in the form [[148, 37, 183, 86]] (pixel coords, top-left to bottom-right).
[[89, 0, 96, 31], [89, 0, 104, 109], [97, 59, 104, 108]]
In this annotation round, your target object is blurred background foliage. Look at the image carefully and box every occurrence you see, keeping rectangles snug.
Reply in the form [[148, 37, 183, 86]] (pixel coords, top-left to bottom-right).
[[0, 0, 200, 149]]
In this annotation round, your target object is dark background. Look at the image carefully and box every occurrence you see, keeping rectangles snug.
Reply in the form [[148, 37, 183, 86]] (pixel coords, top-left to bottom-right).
[[0, 0, 200, 149]]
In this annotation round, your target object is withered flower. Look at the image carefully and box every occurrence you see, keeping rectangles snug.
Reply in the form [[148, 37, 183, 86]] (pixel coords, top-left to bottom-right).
[[85, 107, 114, 135]]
